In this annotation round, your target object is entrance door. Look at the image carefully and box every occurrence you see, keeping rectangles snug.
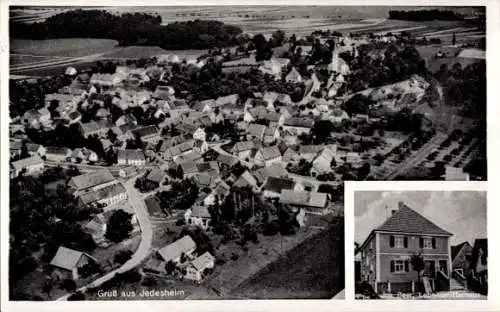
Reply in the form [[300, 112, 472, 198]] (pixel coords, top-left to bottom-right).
[[438, 260, 448, 276], [424, 260, 436, 278]]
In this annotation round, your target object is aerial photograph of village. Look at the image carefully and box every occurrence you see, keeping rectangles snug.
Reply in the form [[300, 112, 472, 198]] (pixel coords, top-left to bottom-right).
[[8, 6, 485, 300]]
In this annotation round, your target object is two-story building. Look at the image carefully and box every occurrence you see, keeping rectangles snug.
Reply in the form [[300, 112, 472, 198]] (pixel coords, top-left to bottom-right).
[[359, 202, 453, 295]]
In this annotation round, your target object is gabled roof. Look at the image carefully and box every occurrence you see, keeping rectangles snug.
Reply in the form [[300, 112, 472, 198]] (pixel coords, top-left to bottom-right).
[[191, 205, 211, 218], [11, 155, 44, 170], [158, 235, 196, 262], [50, 246, 93, 271], [257, 146, 281, 160], [451, 241, 472, 262], [69, 170, 115, 191], [263, 176, 296, 194], [375, 202, 452, 236], [280, 190, 328, 208], [284, 117, 314, 128], [190, 251, 215, 271]]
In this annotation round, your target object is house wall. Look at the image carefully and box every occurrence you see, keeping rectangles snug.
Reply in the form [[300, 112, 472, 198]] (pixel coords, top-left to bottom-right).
[[283, 125, 311, 135], [185, 265, 202, 282], [237, 150, 253, 161], [377, 233, 449, 285], [379, 233, 449, 255], [360, 236, 377, 287]]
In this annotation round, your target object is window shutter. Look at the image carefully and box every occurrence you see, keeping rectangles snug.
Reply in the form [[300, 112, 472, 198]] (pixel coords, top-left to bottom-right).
[[405, 261, 409, 272], [432, 238, 436, 249], [404, 237, 408, 248], [419, 237, 423, 248], [390, 260, 394, 272], [390, 236, 394, 247]]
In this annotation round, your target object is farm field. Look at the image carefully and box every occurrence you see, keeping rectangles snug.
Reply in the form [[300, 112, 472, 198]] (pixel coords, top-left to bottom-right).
[[10, 38, 119, 57], [416, 45, 482, 72], [232, 222, 344, 299]]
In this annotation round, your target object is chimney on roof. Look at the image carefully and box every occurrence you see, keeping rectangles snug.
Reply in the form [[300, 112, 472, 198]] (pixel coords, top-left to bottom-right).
[[398, 201, 406, 209], [391, 209, 397, 215]]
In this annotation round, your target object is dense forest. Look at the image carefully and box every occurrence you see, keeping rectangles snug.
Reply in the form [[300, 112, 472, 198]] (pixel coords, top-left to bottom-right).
[[10, 9, 243, 49], [388, 9, 465, 21]]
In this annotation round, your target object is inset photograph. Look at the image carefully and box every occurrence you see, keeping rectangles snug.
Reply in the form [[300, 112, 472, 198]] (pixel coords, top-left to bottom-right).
[[354, 189, 487, 300]]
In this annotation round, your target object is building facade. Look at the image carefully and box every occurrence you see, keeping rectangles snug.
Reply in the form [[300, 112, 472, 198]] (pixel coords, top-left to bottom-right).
[[359, 202, 452, 294]]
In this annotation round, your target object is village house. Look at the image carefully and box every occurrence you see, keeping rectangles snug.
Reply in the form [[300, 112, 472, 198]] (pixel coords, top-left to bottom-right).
[[193, 127, 207, 141], [258, 58, 290, 79], [298, 145, 325, 162], [45, 146, 72, 162], [233, 170, 259, 190], [10, 140, 22, 158], [79, 121, 110, 138], [78, 182, 128, 207], [282, 147, 301, 164], [283, 117, 314, 135], [246, 123, 267, 141], [311, 146, 337, 176], [451, 241, 473, 278], [50, 246, 98, 281], [254, 146, 282, 167], [146, 167, 166, 185], [346, 152, 362, 164], [158, 235, 197, 265], [68, 170, 117, 196], [253, 164, 288, 185], [185, 252, 215, 283], [168, 99, 191, 119], [203, 180, 230, 207], [89, 73, 123, 87], [11, 155, 44, 178], [162, 140, 196, 161], [263, 125, 280, 144], [359, 202, 453, 295], [285, 67, 303, 83], [280, 189, 330, 215], [184, 205, 211, 230], [84, 209, 139, 247], [115, 114, 138, 127], [117, 149, 146, 166], [145, 196, 167, 219], [130, 125, 161, 144], [119, 166, 138, 178], [231, 141, 256, 161], [261, 176, 304, 199], [66, 111, 82, 124], [26, 143, 46, 157], [71, 148, 98, 163]]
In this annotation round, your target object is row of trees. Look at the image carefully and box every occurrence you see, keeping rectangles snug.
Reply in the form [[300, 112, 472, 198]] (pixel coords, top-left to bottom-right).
[[388, 9, 465, 21], [11, 10, 243, 50]]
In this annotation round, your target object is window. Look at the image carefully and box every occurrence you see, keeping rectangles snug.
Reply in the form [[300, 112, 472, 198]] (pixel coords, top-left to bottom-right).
[[395, 236, 404, 248], [391, 260, 409, 274], [390, 235, 408, 248], [420, 237, 436, 249], [423, 238, 433, 249]]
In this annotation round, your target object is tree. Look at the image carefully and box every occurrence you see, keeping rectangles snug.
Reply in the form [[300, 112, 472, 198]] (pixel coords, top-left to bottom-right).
[[60, 279, 77, 292], [410, 252, 425, 283], [271, 30, 286, 47], [67, 291, 85, 301], [114, 250, 133, 265], [42, 279, 53, 298], [105, 210, 133, 243], [165, 260, 176, 275], [312, 120, 334, 143]]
